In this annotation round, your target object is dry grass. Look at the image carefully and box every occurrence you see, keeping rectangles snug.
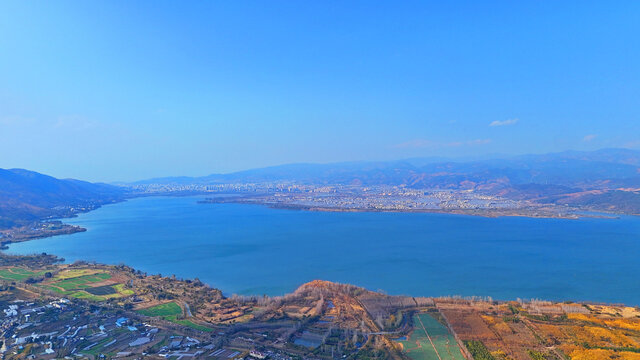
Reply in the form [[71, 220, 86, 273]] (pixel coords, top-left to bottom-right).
[[569, 348, 640, 360], [439, 300, 640, 360]]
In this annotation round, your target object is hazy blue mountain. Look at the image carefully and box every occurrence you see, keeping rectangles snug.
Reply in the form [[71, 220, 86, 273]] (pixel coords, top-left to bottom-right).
[[132, 148, 640, 190], [0, 168, 126, 228]]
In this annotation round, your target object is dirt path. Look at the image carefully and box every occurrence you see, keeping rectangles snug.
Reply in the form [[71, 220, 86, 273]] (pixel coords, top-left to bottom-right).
[[40, 282, 68, 292]]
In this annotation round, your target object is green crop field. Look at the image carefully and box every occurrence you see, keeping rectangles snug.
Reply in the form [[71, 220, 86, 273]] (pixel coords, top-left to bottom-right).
[[42, 272, 111, 294], [39, 270, 132, 301], [52, 272, 111, 290], [396, 313, 465, 360], [113, 283, 134, 296], [41, 285, 69, 294], [138, 302, 183, 317], [137, 302, 213, 332], [71, 291, 111, 301], [0, 267, 46, 281]]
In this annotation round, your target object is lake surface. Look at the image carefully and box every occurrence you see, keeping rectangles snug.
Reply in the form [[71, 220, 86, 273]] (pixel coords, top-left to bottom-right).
[[7, 196, 640, 304]]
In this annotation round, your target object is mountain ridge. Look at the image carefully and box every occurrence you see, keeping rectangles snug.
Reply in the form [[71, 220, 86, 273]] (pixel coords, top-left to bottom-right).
[[131, 148, 640, 189], [0, 168, 127, 229]]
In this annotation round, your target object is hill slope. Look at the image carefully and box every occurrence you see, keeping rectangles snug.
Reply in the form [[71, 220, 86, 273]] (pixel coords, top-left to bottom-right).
[[0, 168, 126, 228]]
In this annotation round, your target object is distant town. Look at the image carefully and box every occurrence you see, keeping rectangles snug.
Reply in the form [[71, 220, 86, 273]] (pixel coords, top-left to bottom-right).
[[131, 183, 578, 219]]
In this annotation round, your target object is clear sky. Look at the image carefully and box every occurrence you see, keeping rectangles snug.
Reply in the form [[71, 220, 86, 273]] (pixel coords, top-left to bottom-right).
[[1, 1, 639, 182]]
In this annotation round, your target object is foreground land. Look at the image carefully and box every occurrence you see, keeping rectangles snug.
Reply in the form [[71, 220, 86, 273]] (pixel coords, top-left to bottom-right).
[[1, 253, 639, 360]]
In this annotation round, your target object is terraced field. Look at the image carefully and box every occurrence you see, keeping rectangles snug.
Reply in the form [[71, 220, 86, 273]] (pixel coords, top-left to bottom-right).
[[397, 313, 465, 360]]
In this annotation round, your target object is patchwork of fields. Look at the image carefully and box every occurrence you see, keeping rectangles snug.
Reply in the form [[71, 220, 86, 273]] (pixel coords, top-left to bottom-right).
[[439, 300, 640, 360], [397, 313, 465, 360], [39, 269, 134, 301], [0, 265, 215, 335], [0, 266, 136, 301]]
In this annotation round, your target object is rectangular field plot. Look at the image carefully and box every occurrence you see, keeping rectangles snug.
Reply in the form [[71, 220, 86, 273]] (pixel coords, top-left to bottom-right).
[[85, 285, 117, 295], [38, 269, 133, 301], [44, 272, 112, 292], [137, 302, 183, 317], [137, 302, 213, 331], [397, 313, 465, 360], [0, 267, 46, 281]]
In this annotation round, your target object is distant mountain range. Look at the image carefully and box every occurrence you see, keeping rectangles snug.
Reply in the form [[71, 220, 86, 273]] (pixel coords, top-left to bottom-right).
[[132, 148, 640, 214], [134, 148, 640, 189], [0, 168, 126, 229], [3, 148, 640, 230]]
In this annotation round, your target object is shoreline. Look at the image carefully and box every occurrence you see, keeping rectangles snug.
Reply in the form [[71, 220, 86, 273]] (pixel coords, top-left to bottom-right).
[[0, 197, 134, 247], [0, 194, 564, 249], [1, 194, 632, 305], [0, 250, 635, 308], [2, 248, 638, 360], [199, 196, 625, 220], [0, 222, 86, 249], [2, 191, 615, 252]]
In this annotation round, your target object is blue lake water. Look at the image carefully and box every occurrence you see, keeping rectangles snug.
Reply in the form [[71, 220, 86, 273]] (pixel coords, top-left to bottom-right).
[[6, 196, 640, 304]]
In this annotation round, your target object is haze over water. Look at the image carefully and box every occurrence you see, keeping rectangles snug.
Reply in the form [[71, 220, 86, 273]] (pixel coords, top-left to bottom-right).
[[7, 196, 640, 305]]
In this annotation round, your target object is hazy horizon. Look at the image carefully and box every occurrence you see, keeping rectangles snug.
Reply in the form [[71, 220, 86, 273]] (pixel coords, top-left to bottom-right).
[[2, 146, 637, 184], [2, 1, 639, 182]]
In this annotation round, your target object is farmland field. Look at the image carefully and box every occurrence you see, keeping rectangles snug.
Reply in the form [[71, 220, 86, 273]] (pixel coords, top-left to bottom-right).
[[85, 284, 117, 295], [53, 269, 100, 279], [38, 269, 133, 301], [43, 271, 112, 293], [397, 313, 465, 360], [0, 267, 46, 281], [138, 302, 213, 331], [440, 300, 640, 360], [138, 302, 183, 317]]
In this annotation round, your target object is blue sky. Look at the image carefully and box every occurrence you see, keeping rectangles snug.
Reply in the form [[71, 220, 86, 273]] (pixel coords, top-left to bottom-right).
[[1, 1, 639, 182]]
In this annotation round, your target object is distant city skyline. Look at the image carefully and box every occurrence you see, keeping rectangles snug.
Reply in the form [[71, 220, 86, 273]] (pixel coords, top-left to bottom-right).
[[1, 1, 639, 182]]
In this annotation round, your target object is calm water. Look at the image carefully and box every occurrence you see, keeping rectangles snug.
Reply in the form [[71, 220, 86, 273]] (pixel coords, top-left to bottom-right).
[[7, 196, 640, 304]]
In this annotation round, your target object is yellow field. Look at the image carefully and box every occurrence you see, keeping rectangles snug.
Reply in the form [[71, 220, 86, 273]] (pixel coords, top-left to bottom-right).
[[441, 300, 640, 360], [54, 268, 102, 279], [570, 349, 640, 360]]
